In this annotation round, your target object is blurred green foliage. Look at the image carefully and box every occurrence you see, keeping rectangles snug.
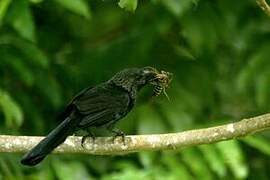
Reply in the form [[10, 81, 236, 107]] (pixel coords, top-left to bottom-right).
[[0, 0, 270, 179]]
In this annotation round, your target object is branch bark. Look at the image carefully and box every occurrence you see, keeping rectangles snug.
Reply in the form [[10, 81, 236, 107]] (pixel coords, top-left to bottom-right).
[[257, 0, 270, 17], [0, 113, 270, 155]]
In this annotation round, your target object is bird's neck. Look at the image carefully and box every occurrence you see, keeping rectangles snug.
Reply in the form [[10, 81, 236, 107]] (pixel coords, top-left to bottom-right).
[[108, 79, 138, 100]]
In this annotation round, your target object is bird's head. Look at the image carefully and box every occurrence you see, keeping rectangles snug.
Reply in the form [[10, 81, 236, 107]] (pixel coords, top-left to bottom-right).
[[110, 67, 159, 92]]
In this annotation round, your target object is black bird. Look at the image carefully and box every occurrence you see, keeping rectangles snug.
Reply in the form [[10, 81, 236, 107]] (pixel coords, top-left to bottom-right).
[[21, 67, 159, 166]]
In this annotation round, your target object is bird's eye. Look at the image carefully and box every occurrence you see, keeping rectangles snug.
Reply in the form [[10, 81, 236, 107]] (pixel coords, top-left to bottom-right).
[[143, 67, 158, 75]]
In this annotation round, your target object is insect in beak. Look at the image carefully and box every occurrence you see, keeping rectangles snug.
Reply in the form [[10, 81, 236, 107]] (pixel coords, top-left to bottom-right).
[[149, 70, 173, 101]]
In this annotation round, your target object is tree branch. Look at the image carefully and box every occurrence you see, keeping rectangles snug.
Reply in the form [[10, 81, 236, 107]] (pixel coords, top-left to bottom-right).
[[257, 0, 270, 17], [0, 113, 270, 155]]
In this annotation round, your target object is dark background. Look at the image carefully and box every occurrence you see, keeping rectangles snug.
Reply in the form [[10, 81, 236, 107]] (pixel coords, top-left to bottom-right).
[[0, 0, 270, 179]]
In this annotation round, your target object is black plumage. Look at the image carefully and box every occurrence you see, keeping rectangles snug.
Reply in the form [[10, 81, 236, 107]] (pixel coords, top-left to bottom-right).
[[21, 67, 158, 166]]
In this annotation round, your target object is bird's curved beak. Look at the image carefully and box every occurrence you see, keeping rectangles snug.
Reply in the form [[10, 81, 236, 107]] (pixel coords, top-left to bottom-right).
[[142, 67, 158, 75], [142, 67, 159, 83]]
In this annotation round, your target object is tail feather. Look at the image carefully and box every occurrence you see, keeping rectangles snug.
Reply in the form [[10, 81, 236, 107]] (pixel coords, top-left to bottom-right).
[[21, 114, 78, 166]]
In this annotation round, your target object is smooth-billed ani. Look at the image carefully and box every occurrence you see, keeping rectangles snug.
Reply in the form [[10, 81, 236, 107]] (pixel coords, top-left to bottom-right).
[[21, 67, 160, 166]]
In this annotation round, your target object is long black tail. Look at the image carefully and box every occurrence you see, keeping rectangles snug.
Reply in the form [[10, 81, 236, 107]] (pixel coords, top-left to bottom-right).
[[21, 114, 79, 166]]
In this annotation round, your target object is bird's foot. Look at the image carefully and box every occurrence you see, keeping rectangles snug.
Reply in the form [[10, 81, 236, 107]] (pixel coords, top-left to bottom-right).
[[81, 133, 96, 148], [111, 129, 126, 145]]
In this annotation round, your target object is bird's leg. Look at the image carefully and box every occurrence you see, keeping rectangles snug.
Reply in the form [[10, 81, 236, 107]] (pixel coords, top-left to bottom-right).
[[81, 129, 96, 148], [112, 128, 126, 144], [107, 124, 126, 145]]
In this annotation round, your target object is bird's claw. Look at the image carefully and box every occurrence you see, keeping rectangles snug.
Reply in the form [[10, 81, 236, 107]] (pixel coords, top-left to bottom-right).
[[81, 134, 96, 148], [112, 131, 126, 145]]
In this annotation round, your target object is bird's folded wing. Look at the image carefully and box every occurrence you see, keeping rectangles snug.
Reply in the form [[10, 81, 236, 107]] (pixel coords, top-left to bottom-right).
[[72, 87, 130, 127]]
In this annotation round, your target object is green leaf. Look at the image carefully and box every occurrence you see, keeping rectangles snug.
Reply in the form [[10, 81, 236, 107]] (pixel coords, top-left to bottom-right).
[[0, 0, 11, 25], [138, 151, 157, 168], [159, 86, 198, 131], [103, 161, 151, 180], [199, 145, 227, 178], [236, 45, 270, 93], [55, 0, 91, 18], [173, 45, 196, 60], [216, 140, 248, 179], [35, 73, 62, 108], [5, 0, 36, 42], [15, 91, 44, 133], [52, 160, 92, 180], [0, 34, 49, 68], [255, 72, 270, 108], [118, 0, 138, 12], [181, 148, 213, 180], [242, 136, 270, 156], [162, 0, 194, 17], [161, 152, 193, 180], [0, 89, 24, 127], [1, 52, 35, 86], [180, 5, 220, 55], [30, 163, 54, 180], [137, 105, 167, 134], [192, 0, 200, 5], [11, 61, 35, 86], [29, 0, 43, 3]]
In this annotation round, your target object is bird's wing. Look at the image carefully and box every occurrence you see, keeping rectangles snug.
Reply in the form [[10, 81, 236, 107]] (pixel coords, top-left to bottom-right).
[[72, 85, 131, 127], [56, 86, 94, 121]]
